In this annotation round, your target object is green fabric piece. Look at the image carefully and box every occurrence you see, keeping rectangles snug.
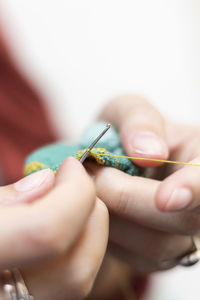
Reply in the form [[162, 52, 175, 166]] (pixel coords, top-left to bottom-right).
[[78, 122, 121, 152], [25, 122, 143, 176], [25, 142, 79, 173]]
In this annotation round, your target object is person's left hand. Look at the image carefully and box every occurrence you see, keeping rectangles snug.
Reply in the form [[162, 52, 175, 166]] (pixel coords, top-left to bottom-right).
[[86, 95, 199, 273], [0, 158, 108, 300]]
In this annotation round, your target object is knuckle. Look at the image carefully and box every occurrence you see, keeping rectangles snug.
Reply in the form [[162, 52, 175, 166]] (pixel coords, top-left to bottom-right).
[[115, 182, 131, 215]]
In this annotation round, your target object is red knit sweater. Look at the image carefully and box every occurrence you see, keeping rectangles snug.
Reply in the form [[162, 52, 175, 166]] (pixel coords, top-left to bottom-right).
[[0, 31, 56, 184], [0, 28, 148, 299]]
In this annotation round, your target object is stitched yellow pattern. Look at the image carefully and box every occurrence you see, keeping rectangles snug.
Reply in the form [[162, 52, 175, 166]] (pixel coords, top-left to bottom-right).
[[24, 145, 142, 176], [25, 148, 107, 176], [24, 161, 46, 176], [116, 156, 120, 169], [76, 148, 106, 165]]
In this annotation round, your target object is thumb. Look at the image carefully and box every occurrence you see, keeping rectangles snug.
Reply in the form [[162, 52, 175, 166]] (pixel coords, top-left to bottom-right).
[[0, 169, 55, 206], [100, 95, 169, 167]]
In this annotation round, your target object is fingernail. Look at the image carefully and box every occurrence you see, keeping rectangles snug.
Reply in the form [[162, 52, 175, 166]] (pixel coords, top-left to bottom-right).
[[165, 188, 193, 211], [131, 131, 168, 156], [14, 169, 52, 192]]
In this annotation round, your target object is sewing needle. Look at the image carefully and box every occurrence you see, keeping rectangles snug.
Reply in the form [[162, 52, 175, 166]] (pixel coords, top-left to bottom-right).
[[79, 123, 111, 164]]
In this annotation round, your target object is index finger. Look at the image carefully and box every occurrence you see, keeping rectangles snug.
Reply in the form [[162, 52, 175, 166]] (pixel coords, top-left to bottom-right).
[[0, 157, 96, 270], [99, 95, 169, 167], [89, 163, 193, 235]]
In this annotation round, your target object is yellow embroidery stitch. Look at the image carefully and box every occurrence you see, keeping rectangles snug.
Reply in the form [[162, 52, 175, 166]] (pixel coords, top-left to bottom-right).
[[116, 156, 120, 169], [96, 153, 200, 167], [76, 148, 106, 165], [24, 161, 46, 176]]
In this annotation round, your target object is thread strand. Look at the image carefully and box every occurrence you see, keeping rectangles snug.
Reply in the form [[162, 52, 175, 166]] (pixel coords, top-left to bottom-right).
[[89, 152, 200, 167]]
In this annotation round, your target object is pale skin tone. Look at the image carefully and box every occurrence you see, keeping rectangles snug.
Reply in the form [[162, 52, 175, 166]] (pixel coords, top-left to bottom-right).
[[0, 95, 199, 299], [87, 95, 200, 275], [0, 158, 109, 300]]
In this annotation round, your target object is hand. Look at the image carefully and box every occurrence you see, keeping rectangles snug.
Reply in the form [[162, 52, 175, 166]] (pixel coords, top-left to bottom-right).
[[0, 157, 108, 300], [87, 95, 199, 273]]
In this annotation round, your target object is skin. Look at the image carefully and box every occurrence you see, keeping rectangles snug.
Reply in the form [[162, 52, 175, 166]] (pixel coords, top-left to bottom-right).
[[0, 95, 199, 299], [0, 157, 109, 300], [86, 95, 199, 274]]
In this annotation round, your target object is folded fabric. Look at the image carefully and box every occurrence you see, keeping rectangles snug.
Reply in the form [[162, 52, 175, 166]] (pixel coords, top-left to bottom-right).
[[24, 122, 143, 176]]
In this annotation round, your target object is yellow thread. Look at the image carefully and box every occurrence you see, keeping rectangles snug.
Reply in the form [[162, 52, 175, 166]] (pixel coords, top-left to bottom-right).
[[24, 161, 46, 175], [90, 152, 200, 167], [90, 148, 105, 164], [25, 149, 200, 176], [76, 148, 105, 165]]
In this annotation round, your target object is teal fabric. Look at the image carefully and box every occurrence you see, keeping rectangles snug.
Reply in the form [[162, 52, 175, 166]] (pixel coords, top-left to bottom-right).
[[25, 122, 143, 176], [25, 142, 79, 173], [78, 122, 121, 152]]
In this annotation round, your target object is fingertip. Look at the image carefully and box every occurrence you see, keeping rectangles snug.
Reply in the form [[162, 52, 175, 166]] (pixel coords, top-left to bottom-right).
[[131, 131, 168, 157], [57, 157, 96, 200], [122, 130, 169, 168], [60, 156, 80, 169], [56, 156, 84, 180], [155, 179, 193, 212], [0, 169, 56, 206]]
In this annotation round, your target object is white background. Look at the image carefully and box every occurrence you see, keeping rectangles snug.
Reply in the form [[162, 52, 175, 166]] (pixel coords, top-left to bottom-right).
[[1, 1, 200, 299]]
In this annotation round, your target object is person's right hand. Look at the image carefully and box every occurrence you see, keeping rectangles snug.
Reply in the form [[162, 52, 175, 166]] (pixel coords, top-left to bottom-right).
[[87, 95, 199, 274], [0, 157, 108, 300]]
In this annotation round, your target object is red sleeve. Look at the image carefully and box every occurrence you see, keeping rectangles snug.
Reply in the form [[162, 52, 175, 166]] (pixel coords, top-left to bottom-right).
[[0, 32, 57, 184], [0, 28, 149, 299]]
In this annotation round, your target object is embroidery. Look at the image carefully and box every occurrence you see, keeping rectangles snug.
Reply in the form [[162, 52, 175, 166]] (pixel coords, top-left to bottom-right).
[[24, 122, 143, 177]]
